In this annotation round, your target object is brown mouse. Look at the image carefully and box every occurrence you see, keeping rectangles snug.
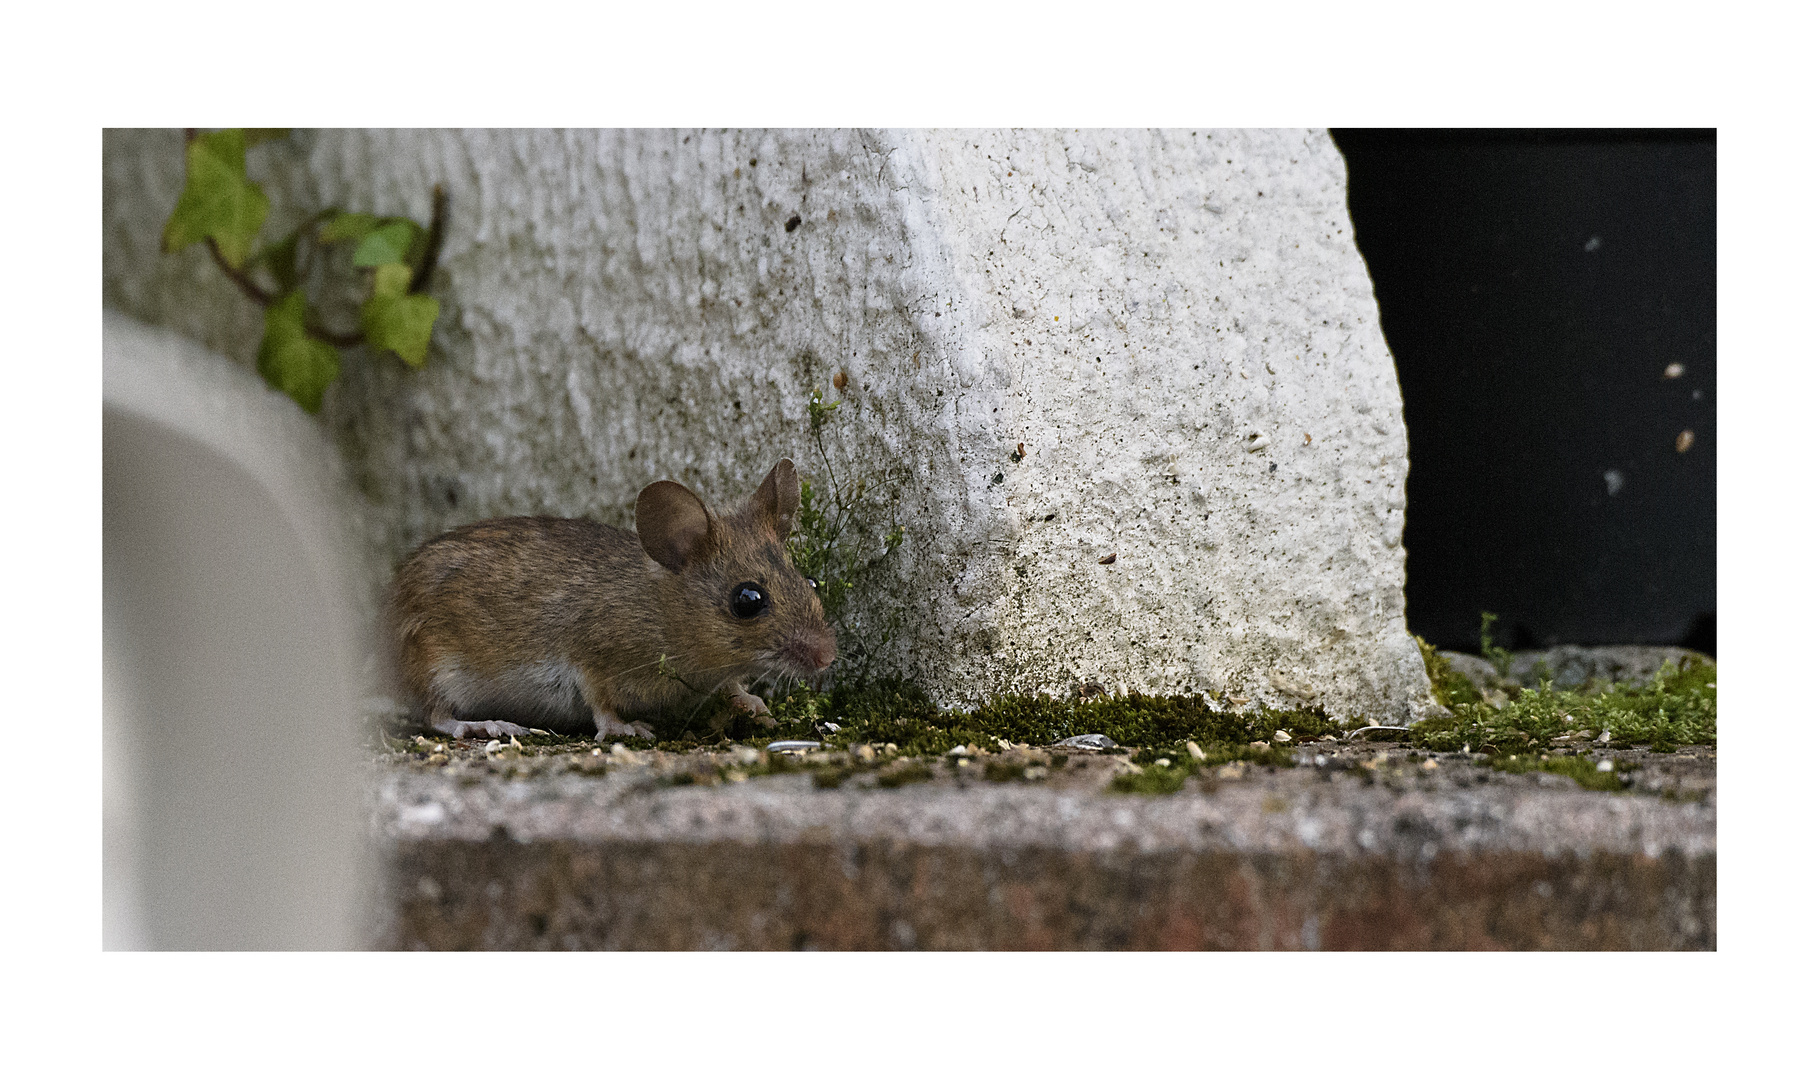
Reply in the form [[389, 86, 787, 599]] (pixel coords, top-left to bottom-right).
[[387, 458, 837, 741]]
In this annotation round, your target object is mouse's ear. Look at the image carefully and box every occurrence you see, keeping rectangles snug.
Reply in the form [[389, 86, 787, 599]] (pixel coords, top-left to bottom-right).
[[637, 480, 716, 572], [750, 458, 801, 539]]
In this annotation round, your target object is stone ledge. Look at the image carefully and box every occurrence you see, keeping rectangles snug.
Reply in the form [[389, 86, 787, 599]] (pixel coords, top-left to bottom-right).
[[367, 768, 1714, 950]]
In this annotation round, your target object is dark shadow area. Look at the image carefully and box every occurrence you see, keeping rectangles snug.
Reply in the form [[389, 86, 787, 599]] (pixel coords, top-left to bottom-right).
[[1329, 129, 1715, 654]]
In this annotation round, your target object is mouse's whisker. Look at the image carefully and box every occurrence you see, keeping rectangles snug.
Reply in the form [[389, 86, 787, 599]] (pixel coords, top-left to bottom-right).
[[673, 658, 753, 678]]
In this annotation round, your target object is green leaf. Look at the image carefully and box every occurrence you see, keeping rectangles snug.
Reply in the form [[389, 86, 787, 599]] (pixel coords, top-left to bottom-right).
[[319, 211, 379, 243], [352, 219, 420, 268], [161, 129, 270, 269], [242, 128, 290, 146], [257, 291, 341, 412], [361, 265, 438, 366], [370, 261, 413, 299]]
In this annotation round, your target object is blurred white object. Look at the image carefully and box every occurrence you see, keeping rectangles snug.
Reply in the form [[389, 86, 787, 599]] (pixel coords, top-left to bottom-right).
[[103, 310, 365, 949]]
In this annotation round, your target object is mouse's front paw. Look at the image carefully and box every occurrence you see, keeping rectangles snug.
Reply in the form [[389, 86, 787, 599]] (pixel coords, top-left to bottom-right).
[[730, 690, 773, 719], [594, 712, 655, 741]]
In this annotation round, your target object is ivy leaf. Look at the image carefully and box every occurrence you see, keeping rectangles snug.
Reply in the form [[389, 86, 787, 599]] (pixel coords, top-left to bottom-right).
[[369, 261, 413, 299], [162, 129, 270, 269], [352, 219, 421, 268], [319, 211, 379, 243], [257, 291, 341, 412], [361, 263, 438, 366]]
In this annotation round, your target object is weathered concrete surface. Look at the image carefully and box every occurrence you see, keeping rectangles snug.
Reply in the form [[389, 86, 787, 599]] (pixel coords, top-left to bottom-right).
[[1442, 646, 1715, 692], [367, 762, 1715, 950], [103, 129, 1431, 721]]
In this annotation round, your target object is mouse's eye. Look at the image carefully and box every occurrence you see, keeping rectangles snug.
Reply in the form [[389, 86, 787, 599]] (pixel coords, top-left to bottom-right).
[[730, 582, 768, 619]]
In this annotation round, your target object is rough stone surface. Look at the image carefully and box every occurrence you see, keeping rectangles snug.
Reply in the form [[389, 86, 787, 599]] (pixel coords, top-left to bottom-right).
[[367, 763, 1715, 950], [103, 128, 1431, 721], [1441, 646, 1715, 692]]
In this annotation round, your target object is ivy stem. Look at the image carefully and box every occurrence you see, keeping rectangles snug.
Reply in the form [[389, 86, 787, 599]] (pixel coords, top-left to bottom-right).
[[410, 184, 448, 294], [206, 238, 275, 306], [309, 324, 367, 349]]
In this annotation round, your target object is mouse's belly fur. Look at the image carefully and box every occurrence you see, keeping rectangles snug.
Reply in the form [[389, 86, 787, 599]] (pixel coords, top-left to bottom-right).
[[430, 656, 593, 728], [419, 643, 749, 732]]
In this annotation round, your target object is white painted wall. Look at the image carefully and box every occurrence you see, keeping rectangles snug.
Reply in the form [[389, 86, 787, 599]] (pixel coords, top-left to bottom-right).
[[102, 129, 1436, 722]]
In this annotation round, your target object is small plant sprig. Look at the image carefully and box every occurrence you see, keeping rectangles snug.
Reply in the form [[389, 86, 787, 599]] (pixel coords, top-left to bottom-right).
[[786, 388, 906, 680], [161, 128, 447, 413], [1479, 611, 1514, 679]]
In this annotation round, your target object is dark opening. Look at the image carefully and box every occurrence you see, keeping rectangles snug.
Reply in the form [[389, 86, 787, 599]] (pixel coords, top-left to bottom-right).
[[1329, 129, 1715, 655]]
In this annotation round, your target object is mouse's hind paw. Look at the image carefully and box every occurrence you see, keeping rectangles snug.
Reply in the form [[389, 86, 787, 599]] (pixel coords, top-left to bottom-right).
[[431, 718, 532, 741]]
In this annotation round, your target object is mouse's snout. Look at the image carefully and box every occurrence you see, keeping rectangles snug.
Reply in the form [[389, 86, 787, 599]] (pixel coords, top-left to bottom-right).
[[784, 623, 838, 674]]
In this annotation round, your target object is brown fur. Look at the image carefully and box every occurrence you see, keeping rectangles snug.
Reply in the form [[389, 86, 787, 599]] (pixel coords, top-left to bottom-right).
[[386, 459, 836, 741]]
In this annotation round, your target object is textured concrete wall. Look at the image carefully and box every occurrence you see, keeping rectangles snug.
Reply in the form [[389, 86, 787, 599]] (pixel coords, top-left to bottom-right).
[[102, 128, 1436, 722]]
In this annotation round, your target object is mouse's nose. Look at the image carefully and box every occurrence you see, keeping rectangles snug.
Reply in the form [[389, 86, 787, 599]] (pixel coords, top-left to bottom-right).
[[789, 625, 838, 673], [811, 627, 837, 671]]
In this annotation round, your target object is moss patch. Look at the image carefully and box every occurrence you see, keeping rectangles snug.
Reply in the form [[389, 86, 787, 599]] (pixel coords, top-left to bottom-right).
[[1411, 655, 1715, 756], [746, 679, 1337, 765], [875, 761, 933, 788], [1490, 753, 1636, 793], [1417, 635, 1486, 709], [378, 649, 1715, 800], [1108, 763, 1193, 795]]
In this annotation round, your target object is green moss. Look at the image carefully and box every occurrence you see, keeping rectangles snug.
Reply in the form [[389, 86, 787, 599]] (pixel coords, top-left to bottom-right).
[[1109, 763, 1192, 795], [876, 761, 933, 788], [1416, 635, 1485, 709], [812, 764, 855, 789], [387, 627, 1715, 800], [1491, 753, 1636, 793], [785, 387, 909, 682], [982, 758, 1030, 782], [1410, 657, 1715, 755], [763, 678, 1333, 751]]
